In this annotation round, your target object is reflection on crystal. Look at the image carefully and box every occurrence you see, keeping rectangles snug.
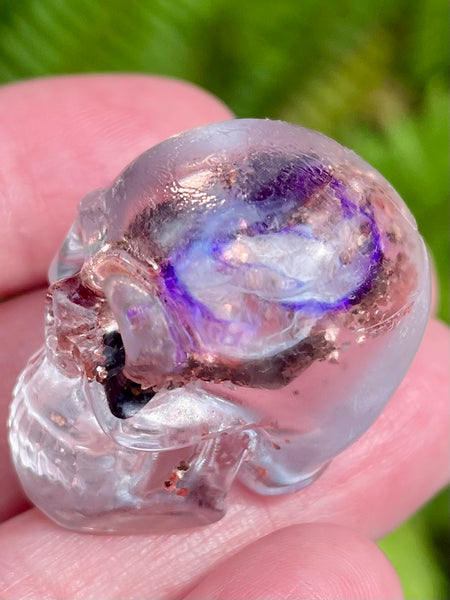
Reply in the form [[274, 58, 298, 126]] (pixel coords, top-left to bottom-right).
[[9, 119, 430, 533]]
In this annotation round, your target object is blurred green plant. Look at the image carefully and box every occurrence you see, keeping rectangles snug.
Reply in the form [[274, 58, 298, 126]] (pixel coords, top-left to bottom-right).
[[0, 0, 448, 597]]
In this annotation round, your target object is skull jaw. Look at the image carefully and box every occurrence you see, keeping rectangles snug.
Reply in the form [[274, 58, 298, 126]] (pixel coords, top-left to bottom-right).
[[8, 348, 247, 532]]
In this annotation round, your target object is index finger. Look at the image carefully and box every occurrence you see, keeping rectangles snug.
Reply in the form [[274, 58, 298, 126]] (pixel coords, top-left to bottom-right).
[[0, 75, 232, 298]]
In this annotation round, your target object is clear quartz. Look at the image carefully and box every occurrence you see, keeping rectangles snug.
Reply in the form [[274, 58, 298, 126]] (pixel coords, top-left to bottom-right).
[[9, 119, 430, 533]]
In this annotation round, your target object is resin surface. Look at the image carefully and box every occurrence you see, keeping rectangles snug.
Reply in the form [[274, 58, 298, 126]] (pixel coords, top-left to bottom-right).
[[9, 119, 430, 532]]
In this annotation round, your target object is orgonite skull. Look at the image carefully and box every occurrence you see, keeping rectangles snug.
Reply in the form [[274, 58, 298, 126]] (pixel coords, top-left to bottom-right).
[[9, 119, 430, 533]]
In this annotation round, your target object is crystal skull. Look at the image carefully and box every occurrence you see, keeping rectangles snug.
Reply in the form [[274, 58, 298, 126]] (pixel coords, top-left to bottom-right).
[[8, 119, 430, 533]]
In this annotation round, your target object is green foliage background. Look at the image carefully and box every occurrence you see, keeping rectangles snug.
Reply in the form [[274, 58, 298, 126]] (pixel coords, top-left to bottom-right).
[[0, 1, 447, 597]]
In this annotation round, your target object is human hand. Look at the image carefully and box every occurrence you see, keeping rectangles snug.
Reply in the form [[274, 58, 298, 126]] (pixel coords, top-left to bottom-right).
[[0, 75, 448, 600]]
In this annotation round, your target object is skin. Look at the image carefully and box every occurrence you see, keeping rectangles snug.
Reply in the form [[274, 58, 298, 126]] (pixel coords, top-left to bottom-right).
[[0, 75, 448, 600]]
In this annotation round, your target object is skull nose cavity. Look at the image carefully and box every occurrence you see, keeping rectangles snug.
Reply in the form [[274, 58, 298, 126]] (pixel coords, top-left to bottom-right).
[[101, 330, 156, 419], [102, 273, 179, 388]]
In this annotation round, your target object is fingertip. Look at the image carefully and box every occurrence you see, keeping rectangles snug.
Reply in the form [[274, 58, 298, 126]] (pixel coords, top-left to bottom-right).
[[428, 249, 440, 316], [183, 523, 403, 600]]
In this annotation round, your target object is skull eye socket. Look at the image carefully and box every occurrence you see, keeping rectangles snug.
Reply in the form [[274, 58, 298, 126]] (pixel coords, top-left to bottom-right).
[[102, 331, 155, 419]]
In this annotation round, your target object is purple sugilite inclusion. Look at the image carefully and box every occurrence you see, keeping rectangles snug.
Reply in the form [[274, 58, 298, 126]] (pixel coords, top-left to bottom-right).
[[248, 156, 332, 205], [245, 158, 383, 310], [158, 155, 383, 367]]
